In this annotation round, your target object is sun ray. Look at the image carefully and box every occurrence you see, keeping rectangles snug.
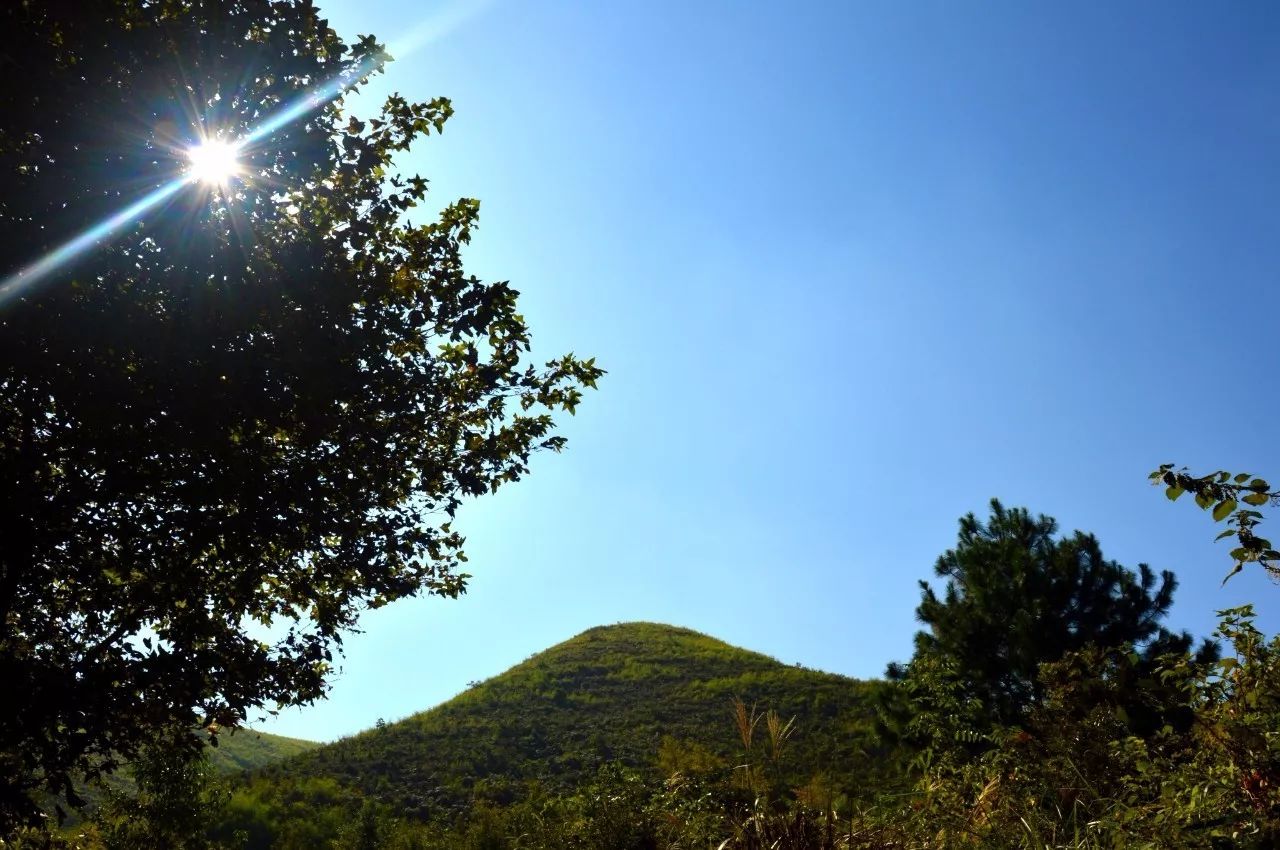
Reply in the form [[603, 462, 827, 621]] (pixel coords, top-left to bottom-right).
[[0, 58, 374, 308], [0, 179, 188, 307], [0, 2, 493, 308]]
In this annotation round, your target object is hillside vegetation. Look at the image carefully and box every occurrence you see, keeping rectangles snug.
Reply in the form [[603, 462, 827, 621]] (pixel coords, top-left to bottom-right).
[[204, 505, 1280, 850], [241, 623, 892, 821], [206, 731, 319, 775], [49, 730, 317, 830]]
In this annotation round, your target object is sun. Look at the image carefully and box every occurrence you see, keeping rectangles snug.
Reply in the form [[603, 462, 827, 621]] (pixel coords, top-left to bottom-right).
[[186, 139, 242, 186]]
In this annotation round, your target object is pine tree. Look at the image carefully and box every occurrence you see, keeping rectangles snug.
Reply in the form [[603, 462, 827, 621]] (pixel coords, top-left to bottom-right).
[[905, 499, 1212, 726]]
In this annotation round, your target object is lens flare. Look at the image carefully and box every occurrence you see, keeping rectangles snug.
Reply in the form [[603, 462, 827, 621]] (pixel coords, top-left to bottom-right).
[[186, 139, 242, 185], [0, 178, 187, 307], [0, 0, 494, 309]]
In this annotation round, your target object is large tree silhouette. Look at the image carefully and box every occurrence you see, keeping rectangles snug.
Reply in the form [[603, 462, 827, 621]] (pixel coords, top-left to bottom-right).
[[0, 0, 600, 825]]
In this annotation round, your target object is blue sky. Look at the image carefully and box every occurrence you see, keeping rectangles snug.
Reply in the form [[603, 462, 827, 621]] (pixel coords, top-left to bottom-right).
[[258, 0, 1280, 741]]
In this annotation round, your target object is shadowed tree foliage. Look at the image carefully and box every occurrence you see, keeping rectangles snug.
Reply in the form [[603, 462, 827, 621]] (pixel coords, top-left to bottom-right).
[[92, 729, 227, 850], [0, 0, 601, 827], [899, 499, 1213, 727]]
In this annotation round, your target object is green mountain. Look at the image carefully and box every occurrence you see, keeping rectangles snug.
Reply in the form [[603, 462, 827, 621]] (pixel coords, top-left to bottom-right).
[[251, 622, 891, 820], [208, 729, 319, 774]]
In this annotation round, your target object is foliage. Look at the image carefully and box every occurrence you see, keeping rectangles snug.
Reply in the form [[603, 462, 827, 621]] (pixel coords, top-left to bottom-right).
[[656, 735, 725, 777], [0, 0, 600, 826], [715, 697, 852, 850], [4, 731, 299, 848], [1163, 606, 1280, 843], [12, 503, 1274, 849], [9, 608, 1259, 850], [899, 499, 1212, 728], [42, 728, 317, 828], [212, 775, 355, 850], [214, 623, 891, 845], [0, 828, 102, 850], [202, 730, 319, 777], [862, 606, 1280, 849], [92, 736, 229, 850], [1151, 465, 1280, 581]]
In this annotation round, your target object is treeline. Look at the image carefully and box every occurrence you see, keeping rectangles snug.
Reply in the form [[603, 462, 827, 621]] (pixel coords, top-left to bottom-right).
[[20, 497, 1280, 849]]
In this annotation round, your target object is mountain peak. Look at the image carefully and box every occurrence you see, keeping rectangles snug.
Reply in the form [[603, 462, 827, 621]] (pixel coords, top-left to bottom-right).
[[261, 623, 889, 820]]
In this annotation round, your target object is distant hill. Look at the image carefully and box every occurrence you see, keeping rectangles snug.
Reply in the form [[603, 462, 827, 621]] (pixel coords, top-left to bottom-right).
[[208, 728, 318, 774], [253, 622, 892, 819], [51, 728, 317, 825]]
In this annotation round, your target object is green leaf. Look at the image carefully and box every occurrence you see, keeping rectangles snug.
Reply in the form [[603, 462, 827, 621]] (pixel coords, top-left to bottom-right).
[[1243, 492, 1270, 506], [1222, 563, 1244, 584], [1234, 473, 1251, 483], [1212, 499, 1237, 522], [1215, 529, 1237, 541], [1165, 485, 1185, 502]]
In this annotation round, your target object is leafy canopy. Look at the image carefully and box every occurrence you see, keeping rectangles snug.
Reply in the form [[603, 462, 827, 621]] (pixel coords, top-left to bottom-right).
[[0, 0, 601, 825], [902, 499, 1208, 726]]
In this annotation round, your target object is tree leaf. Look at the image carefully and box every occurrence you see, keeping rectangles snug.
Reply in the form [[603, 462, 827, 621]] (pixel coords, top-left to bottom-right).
[[1212, 499, 1237, 522]]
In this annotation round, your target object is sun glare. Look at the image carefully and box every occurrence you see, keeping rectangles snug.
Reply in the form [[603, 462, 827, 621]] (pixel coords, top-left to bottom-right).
[[186, 139, 242, 185]]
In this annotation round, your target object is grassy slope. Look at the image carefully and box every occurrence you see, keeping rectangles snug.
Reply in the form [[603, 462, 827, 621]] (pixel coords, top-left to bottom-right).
[[208, 729, 319, 774], [257, 622, 891, 818]]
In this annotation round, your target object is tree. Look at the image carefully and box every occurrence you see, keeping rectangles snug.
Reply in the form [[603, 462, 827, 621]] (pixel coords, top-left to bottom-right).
[[93, 730, 228, 850], [0, 0, 601, 826], [898, 499, 1212, 726]]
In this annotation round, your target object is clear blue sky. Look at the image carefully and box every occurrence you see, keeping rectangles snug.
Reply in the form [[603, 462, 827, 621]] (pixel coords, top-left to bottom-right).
[[259, 0, 1280, 742]]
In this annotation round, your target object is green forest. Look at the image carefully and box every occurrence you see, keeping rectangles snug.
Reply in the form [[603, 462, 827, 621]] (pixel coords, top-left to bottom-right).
[[3, 2, 1279, 849]]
